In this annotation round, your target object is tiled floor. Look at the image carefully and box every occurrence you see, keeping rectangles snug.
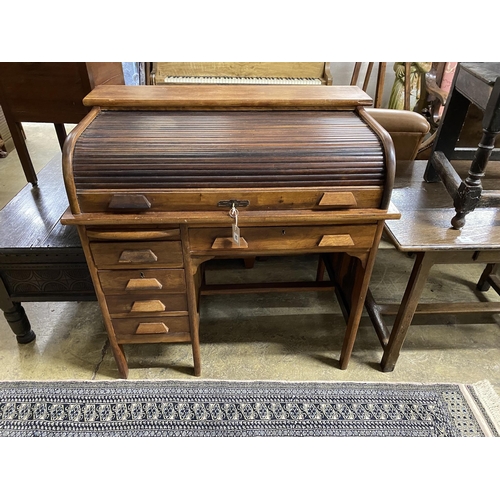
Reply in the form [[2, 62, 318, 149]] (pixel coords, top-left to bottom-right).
[[1, 123, 499, 394]]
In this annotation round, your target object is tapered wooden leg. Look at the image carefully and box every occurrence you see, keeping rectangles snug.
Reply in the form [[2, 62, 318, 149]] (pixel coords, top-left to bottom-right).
[[181, 225, 202, 376], [381, 252, 434, 372], [110, 343, 129, 379], [10, 121, 38, 186], [339, 221, 385, 369], [339, 256, 367, 369]]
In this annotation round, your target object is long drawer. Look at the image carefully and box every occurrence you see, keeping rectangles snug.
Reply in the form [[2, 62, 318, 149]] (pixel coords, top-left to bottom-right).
[[98, 269, 186, 294], [90, 241, 183, 269], [189, 224, 377, 254]]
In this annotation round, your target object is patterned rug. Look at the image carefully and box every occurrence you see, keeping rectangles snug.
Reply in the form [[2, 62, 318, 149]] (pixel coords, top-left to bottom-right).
[[1, 379, 499, 437]]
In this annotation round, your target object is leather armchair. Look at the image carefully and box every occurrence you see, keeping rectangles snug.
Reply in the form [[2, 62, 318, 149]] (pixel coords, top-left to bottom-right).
[[365, 108, 430, 162]]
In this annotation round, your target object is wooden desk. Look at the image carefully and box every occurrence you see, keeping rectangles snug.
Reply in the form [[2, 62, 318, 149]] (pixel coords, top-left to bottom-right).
[[0, 155, 94, 343], [61, 84, 399, 378], [366, 160, 500, 372]]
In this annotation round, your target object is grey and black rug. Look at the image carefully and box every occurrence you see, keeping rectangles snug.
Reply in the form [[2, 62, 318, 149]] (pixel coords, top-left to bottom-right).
[[1, 379, 499, 437]]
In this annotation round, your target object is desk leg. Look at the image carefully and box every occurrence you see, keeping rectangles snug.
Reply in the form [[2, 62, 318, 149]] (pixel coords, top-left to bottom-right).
[[381, 252, 434, 372], [182, 225, 201, 377], [339, 255, 367, 369], [0, 278, 35, 344], [339, 221, 385, 369]]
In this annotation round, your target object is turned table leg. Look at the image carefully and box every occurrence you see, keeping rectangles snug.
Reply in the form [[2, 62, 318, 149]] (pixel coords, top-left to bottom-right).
[[0, 278, 36, 344], [451, 127, 499, 229]]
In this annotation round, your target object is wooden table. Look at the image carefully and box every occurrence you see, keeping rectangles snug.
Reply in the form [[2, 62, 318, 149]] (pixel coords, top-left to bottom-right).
[[0, 155, 94, 343], [366, 160, 500, 372], [424, 62, 500, 229]]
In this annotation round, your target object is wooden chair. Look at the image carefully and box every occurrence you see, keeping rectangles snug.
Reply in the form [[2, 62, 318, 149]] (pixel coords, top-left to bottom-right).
[[350, 62, 387, 108], [0, 62, 124, 186]]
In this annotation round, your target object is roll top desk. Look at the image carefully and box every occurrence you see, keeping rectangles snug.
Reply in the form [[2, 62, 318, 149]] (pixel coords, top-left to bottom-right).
[[61, 85, 399, 378]]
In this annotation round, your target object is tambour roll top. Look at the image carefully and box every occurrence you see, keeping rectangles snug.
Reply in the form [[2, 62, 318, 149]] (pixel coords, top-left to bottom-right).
[[63, 85, 395, 215]]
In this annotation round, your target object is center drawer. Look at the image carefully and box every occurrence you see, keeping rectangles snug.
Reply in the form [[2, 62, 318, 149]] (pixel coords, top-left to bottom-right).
[[189, 224, 376, 253], [90, 241, 183, 269]]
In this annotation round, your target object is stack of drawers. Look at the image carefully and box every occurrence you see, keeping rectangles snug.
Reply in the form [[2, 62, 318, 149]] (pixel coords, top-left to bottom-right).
[[85, 226, 191, 349]]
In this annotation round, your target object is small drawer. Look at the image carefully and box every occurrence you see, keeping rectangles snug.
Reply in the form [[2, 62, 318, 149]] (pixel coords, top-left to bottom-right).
[[189, 225, 377, 253], [90, 241, 183, 269], [106, 294, 188, 315], [112, 315, 190, 344], [98, 269, 186, 294]]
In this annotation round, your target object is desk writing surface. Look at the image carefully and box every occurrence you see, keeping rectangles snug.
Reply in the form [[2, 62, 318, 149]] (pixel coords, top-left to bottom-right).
[[386, 160, 500, 252]]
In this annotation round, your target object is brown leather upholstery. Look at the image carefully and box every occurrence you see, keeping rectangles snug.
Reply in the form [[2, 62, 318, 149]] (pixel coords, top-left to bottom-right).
[[366, 108, 430, 162]]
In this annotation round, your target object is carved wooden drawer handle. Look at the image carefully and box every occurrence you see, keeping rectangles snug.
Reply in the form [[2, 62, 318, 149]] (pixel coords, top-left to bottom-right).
[[108, 194, 151, 211], [211, 237, 249, 249], [125, 278, 163, 290], [119, 249, 158, 263], [135, 322, 169, 335], [318, 235, 354, 247], [318, 192, 357, 208], [131, 300, 166, 313]]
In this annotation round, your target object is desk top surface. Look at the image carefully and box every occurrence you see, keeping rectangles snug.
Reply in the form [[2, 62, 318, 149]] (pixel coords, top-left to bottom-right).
[[385, 160, 500, 252], [83, 84, 373, 110]]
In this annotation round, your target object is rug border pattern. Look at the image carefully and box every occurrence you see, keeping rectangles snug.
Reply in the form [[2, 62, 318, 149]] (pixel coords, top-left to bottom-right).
[[1, 380, 498, 437]]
